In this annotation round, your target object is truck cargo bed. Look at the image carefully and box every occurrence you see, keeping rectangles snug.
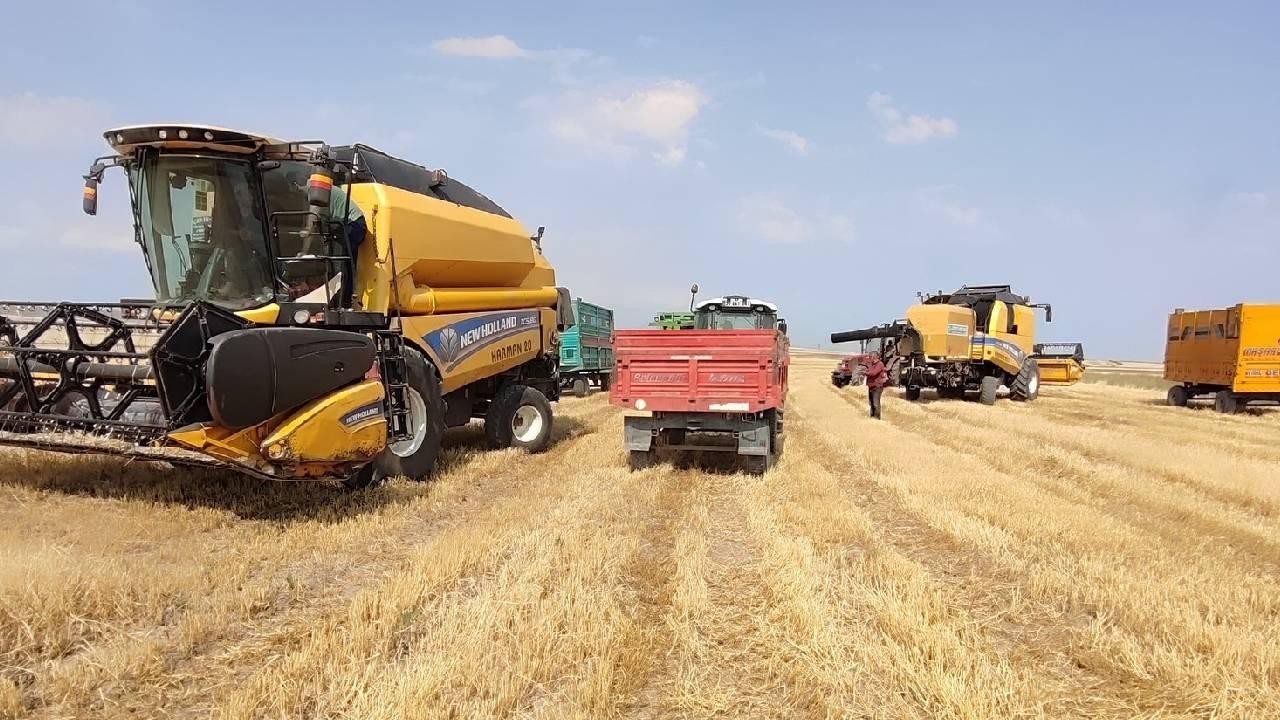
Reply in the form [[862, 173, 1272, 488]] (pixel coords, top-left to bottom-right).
[[610, 330, 788, 414]]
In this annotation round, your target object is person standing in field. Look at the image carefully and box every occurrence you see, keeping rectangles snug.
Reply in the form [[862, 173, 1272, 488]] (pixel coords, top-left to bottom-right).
[[859, 353, 889, 419]]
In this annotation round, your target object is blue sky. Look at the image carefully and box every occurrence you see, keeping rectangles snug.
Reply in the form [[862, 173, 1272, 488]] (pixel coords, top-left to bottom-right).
[[1, 1, 1276, 359]]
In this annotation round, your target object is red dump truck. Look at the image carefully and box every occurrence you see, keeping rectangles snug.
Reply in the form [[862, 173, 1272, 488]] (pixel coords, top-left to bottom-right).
[[610, 295, 789, 473]]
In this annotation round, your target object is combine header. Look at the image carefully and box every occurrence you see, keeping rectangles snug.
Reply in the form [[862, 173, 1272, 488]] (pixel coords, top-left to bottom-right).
[[0, 124, 574, 487]]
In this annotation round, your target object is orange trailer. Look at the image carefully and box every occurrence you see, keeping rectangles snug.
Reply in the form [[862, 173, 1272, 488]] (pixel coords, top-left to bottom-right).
[[1164, 303, 1280, 412]]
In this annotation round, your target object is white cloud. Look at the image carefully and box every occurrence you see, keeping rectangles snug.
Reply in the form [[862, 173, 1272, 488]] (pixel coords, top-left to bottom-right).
[[940, 203, 982, 227], [917, 185, 984, 229], [431, 35, 531, 59], [756, 125, 812, 155], [548, 80, 707, 165], [1226, 191, 1271, 209], [0, 92, 107, 147], [867, 91, 958, 145], [737, 193, 854, 244]]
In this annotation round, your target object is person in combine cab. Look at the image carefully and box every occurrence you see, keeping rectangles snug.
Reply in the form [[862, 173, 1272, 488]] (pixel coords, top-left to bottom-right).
[[859, 353, 889, 419]]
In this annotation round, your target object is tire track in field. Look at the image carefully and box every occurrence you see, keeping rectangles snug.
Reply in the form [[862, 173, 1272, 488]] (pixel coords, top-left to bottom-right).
[[866, 392, 1280, 573], [805, 375, 1280, 716], [786, 394, 1124, 718], [1037, 393, 1280, 460], [26, 400, 621, 719], [627, 471, 787, 719]]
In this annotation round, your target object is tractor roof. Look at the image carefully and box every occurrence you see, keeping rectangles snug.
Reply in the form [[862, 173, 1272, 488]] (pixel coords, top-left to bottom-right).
[[694, 297, 779, 312]]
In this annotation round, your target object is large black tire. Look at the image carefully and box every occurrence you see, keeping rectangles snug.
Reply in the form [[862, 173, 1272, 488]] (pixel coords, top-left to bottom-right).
[[1167, 385, 1189, 407], [571, 376, 589, 397], [629, 449, 657, 470], [1009, 359, 1041, 402], [904, 386, 922, 401], [485, 384, 554, 452], [832, 377, 849, 388], [978, 375, 1000, 406], [371, 348, 447, 483], [1214, 390, 1240, 414]]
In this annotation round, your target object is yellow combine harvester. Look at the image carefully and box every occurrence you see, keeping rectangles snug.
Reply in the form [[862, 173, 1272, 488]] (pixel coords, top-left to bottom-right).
[[830, 284, 1084, 404], [1164, 304, 1280, 413], [0, 124, 574, 487]]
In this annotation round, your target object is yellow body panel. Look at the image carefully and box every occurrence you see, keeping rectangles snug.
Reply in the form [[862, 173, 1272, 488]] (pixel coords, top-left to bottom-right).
[[402, 307, 558, 393], [1038, 358, 1085, 385], [904, 304, 975, 359], [1165, 304, 1280, 392], [347, 184, 559, 317], [260, 380, 387, 464]]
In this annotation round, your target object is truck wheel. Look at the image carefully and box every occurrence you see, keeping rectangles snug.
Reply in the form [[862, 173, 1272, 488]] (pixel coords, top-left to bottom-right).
[[629, 449, 657, 470], [372, 348, 447, 483], [904, 386, 922, 401], [1010, 359, 1041, 401], [978, 375, 1000, 406], [571, 376, 589, 397], [1167, 385, 1189, 407], [486, 384, 554, 452], [1214, 390, 1240, 414]]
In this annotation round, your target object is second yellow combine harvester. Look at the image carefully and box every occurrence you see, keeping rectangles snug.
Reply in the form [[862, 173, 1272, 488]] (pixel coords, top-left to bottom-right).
[[831, 284, 1084, 404], [0, 124, 574, 487]]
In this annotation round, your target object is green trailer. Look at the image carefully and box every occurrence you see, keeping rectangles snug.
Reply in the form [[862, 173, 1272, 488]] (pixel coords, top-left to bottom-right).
[[651, 311, 695, 330], [560, 298, 615, 396]]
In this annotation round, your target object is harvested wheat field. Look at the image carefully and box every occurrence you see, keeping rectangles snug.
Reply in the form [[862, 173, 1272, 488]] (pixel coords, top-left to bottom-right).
[[1, 356, 1278, 719]]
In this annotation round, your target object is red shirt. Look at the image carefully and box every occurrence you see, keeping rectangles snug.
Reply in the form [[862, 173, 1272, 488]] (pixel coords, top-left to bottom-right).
[[860, 355, 889, 388]]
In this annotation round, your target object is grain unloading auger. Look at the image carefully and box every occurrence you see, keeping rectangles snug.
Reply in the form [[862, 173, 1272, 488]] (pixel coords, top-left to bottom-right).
[[0, 124, 575, 486]]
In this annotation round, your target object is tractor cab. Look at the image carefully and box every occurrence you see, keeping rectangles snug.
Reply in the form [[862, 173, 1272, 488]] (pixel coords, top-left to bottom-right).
[[693, 296, 783, 332], [82, 124, 369, 320]]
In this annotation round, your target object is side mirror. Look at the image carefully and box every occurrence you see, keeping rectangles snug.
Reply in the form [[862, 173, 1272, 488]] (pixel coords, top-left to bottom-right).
[[689, 283, 699, 312], [82, 177, 98, 215], [778, 319, 788, 336]]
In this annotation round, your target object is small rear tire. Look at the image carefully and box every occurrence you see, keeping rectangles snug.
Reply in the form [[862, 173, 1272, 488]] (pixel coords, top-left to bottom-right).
[[486, 384, 554, 452], [904, 386, 922, 401], [1167, 385, 1189, 407], [571, 376, 589, 397], [1214, 390, 1240, 414], [629, 449, 657, 470], [978, 375, 1000, 406]]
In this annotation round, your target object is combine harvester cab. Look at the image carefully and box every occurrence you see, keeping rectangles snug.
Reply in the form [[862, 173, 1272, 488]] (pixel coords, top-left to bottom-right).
[[0, 124, 573, 486]]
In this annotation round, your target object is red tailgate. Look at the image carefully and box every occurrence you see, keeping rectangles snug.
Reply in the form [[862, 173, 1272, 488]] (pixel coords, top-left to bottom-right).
[[609, 330, 789, 413]]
